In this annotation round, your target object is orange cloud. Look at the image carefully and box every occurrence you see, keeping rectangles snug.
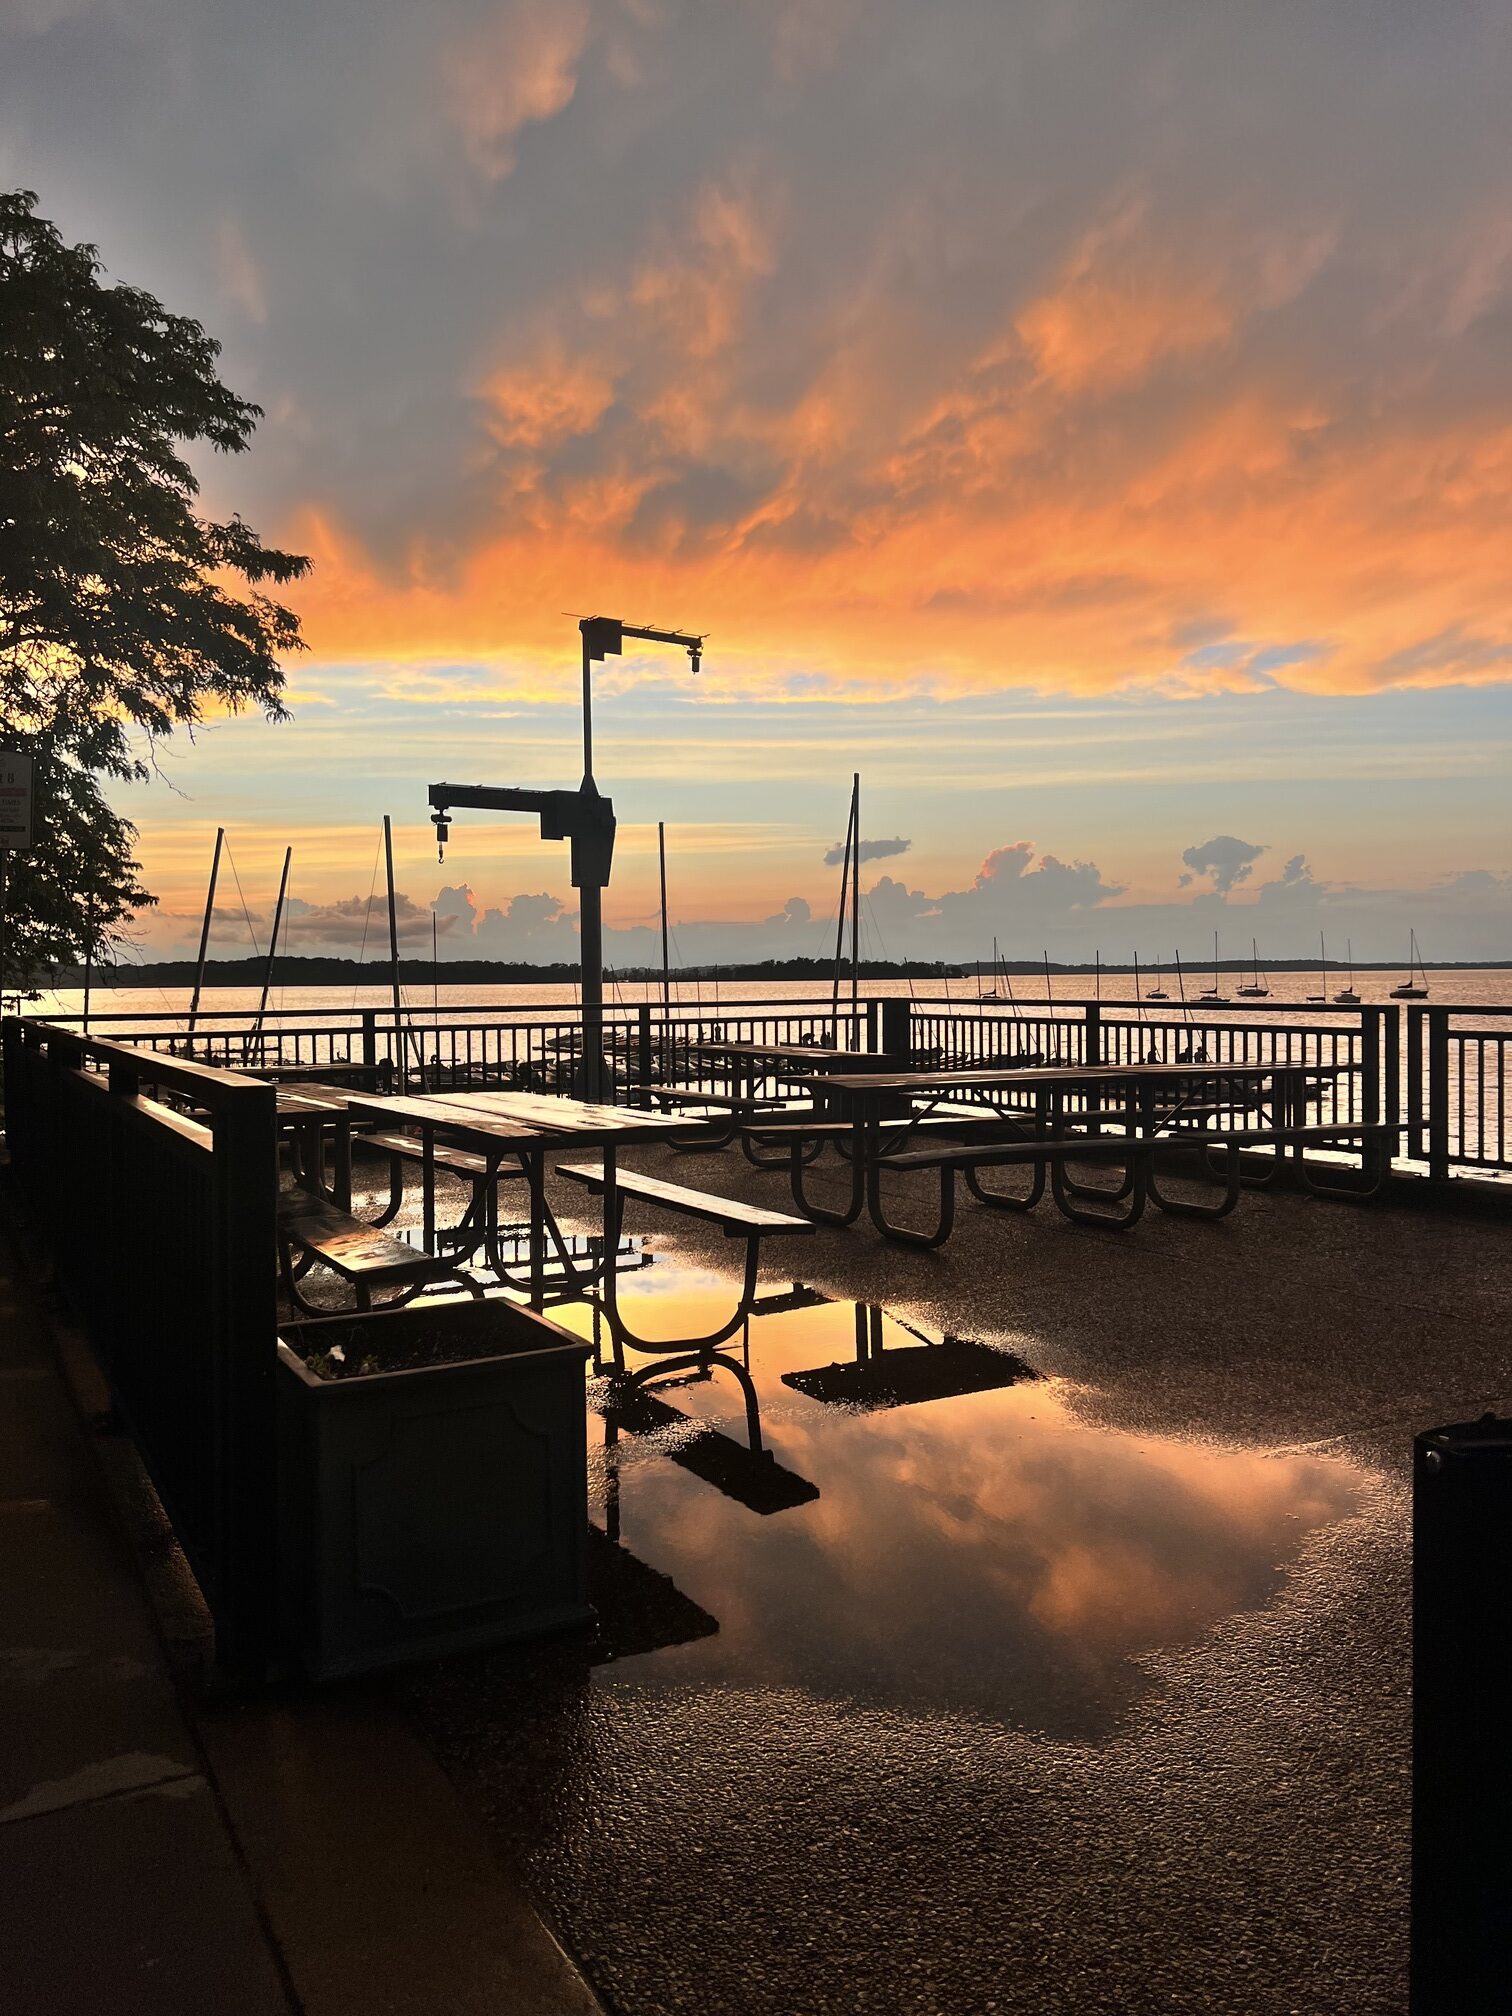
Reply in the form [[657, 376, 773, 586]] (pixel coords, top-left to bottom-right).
[[482, 350, 616, 449], [275, 184, 1512, 704], [443, 0, 589, 181]]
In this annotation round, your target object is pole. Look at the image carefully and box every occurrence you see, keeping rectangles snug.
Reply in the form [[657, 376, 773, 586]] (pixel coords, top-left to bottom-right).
[[581, 630, 594, 789], [383, 815, 413, 1092], [0, 853, 7, 1012], [849, 772, 860, 1031], [580, 880, 604, 1102], [248, 846, 291, 1061], [659, 821, 671, 1016], [186, 825, 224, 1042], [82, 899, 94, 1035]]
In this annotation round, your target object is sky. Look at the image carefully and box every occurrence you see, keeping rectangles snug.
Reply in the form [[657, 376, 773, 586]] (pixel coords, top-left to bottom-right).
[[4, 0, 1510, 965]]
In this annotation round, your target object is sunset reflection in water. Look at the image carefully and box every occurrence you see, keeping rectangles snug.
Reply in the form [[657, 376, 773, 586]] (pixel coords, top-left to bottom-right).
[[551, 1266, 1367, 1739]]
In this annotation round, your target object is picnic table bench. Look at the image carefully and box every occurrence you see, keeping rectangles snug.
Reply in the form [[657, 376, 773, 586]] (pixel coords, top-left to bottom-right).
[[646, 1084, 804, 1151], [1182, 1118, 1403, 1200], [277, 1186, 476, 1313], [557, 1162, 812, 1350], [867, 1136, 1161, 1244]]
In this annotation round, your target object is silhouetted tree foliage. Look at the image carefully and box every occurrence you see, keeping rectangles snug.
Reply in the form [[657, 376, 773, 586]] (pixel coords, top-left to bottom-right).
[[0, 189, 308, 986]]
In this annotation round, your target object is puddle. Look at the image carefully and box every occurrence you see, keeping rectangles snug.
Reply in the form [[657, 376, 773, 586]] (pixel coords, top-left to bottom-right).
[[547, 1259, 1368, 1739]]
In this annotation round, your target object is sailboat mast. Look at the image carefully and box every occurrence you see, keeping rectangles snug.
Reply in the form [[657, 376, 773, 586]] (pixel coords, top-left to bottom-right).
[[383, 815, 421, 1092], [186, 825, 224, 1041], [658, 821, 671, 1015], [830, 783, 855, 1025], [248, 845, 292, 1059], [849, 772, 860, 1025]]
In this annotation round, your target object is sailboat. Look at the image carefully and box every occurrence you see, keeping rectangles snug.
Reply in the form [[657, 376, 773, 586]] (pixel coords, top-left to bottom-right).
[[1390, 930, 1430, 999], [1307, 932, 1328, 1003], [1200, 930, 1228, 1004], [1237, 937, 1270, 999], [1146, 955, 1169, 1001], [1333, 938, 1361, 1006], [978, 938, 1005, 1002]]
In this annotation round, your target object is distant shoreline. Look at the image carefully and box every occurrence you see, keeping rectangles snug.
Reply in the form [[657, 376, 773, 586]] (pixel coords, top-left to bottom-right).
[[46, 953, 1512, 987]]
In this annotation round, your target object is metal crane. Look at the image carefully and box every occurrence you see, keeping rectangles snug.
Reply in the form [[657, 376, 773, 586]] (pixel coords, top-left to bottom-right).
[[428, 615, 704, 1100]]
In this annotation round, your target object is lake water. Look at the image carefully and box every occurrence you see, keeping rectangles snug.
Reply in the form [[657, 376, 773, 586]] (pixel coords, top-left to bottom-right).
[[27, 966, 1512, 1023]]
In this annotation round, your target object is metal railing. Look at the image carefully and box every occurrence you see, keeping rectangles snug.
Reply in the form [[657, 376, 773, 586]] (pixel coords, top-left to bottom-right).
[[2, 1018, 278, 1671], [1405, 1004, 1512, 1179], [36, 996, 875, 1095], [20, 993, 1512, 1184]]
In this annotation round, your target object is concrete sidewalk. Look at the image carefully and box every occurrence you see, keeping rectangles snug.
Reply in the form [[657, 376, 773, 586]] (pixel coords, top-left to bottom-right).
[[1, 1213, 606, 2016], [0, 1235, 294, 2015]]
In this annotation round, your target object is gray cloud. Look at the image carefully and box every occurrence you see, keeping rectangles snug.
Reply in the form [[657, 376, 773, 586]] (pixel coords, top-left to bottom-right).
[[167, 839, 1512, 964], [822, 836, 911, 867], [1180, 837, 1267, 897], [7, 0, 1511, 693]]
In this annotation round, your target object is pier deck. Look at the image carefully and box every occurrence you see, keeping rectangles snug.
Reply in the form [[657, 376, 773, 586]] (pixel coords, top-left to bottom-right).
[[392, 1139, 1506, 2016]]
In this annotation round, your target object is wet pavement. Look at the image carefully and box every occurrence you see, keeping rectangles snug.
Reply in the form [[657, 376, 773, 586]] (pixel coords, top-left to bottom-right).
[[348, 1147, 1510, 2015]]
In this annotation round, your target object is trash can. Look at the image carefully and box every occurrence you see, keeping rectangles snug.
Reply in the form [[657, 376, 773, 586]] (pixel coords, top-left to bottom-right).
[[1411, 1413, 1512, 2016]]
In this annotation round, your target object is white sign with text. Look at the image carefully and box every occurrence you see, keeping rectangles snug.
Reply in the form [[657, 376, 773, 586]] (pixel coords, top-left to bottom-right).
[[0, 753, 33, 850]]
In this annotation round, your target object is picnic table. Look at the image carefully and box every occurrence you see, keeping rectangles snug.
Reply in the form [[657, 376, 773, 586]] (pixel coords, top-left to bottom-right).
[[338, 1088, 710, 1302], [780, 1059, 1349, 1234], [681, 1039, 885, 1106], [275, 1083, 361, 1204], [256, 1059, 385, 1088]]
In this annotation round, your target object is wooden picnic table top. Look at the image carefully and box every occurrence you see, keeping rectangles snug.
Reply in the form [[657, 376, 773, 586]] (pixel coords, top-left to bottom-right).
[[256, 1060, 378, 1084], [429, 1087, 702, 1135], [686, 1040, 869, 1068], [344, 1087, 709, 1149], [274, 1085, 360, 1118], [816, 1059, 1350, 1097], [345, 1092, 544, 1141]]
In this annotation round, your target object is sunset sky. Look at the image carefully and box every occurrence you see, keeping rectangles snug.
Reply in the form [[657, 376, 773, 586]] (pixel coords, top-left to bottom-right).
[[4, 0, 1509, 963]]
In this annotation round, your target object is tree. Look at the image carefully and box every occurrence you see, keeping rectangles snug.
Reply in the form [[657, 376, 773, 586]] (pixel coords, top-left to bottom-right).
[[0, 188, 309, 989]]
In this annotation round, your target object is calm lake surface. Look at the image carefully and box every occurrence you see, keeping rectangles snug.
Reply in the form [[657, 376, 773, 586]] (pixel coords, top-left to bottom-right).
[[28, 967, 1512, 1022]]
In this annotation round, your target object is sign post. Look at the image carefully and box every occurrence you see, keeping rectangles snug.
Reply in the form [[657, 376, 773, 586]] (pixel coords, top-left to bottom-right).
[[0, 753, 34, 1006]]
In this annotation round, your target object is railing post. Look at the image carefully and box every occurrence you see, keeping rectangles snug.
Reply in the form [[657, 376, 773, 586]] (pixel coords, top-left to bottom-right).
[[1086, 1002, 1102, 1066], [636, 1004, 652, 1106], [210, 1078, 279, 1675], [1407, 1007, 1424, 1160], [1427, 1008, 1450, 1184], [361, 1009, 378, 1086], [1383, 1004, 1400, 1147], [879, 997, 911, 1065], [866, 1000, 880, 1052], [1361, 1007, 1382, 1126]]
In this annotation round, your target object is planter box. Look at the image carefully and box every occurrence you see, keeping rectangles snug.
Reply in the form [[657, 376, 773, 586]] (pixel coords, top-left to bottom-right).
[[277, 1299, 593, 1679]]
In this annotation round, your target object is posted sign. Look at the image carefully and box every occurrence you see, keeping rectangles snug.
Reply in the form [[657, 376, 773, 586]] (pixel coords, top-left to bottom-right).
[[0, 753, 33, 850]]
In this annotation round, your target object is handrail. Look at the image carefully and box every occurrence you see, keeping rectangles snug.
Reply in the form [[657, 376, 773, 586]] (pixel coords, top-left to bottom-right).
[[13, 1019, 273, 1100]]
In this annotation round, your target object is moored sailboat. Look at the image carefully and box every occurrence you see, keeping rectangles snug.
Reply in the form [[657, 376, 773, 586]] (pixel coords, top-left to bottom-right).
[[1333, 938, 1361, 1006], [1200, 929, 1228, 1004], [1389, 930, 1430, 999], [1307, 931, 1328, 1003], [1236, 937, 1270, 999]]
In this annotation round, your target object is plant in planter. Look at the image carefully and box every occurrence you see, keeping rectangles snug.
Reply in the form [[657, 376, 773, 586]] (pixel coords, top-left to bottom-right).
[[277, 1297, 593, 1679]]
